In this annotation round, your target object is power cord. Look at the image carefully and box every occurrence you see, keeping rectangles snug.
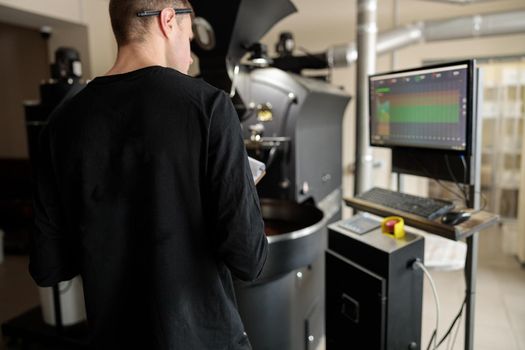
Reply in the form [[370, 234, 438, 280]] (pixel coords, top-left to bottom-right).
[[438, 296, 466, 349], [414, 157, 466, 203], [441, 243, 470, 349], [412, 260, 440, 350], [434, 178, 467, 203], [413, 252, 470, 350], [459, 155, 468, 191], [444, 154, 469, 205], [448, 305, 463, 350]]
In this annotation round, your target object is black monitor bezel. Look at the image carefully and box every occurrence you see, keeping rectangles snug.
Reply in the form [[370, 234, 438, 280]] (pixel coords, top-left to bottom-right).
[[368, 59, 476, 155]]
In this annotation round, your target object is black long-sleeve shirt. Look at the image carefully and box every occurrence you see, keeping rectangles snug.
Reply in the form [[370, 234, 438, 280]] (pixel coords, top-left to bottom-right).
[[29, 66, 268, 349]]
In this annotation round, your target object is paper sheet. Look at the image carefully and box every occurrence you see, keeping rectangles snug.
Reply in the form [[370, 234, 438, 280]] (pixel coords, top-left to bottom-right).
[[248, 157, 266, 185]]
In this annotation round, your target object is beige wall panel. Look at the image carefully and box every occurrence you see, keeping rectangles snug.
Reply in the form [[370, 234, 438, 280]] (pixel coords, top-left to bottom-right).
[[81, 0, 116, 77], [0, 0, 115, 78], [0, 0, 82, 23], [0, 22, 49, 158]]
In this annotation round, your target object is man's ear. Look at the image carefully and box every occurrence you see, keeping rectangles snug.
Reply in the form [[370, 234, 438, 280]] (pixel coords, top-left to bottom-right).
[[159, 7, 176, 38]]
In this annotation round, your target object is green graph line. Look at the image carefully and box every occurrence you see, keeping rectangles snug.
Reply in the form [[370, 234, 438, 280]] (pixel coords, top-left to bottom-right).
[[377, 100, 460, 123], [375, 87, 391, 93]]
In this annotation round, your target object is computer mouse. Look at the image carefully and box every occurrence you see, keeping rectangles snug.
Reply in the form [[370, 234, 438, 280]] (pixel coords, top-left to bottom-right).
[[441, 211, 472, 226]]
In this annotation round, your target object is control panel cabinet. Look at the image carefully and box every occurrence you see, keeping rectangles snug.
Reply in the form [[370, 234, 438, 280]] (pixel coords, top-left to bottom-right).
[[326, 222, 424, 350]]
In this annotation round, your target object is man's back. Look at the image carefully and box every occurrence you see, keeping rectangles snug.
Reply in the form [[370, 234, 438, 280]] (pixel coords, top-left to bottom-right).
[[30, 66, 267, 349]]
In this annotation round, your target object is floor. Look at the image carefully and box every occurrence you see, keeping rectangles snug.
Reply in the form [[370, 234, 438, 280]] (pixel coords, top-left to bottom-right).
[[0, 255, 39, 350], [1, 224, 524, 350], [419, 224, 525, 350]]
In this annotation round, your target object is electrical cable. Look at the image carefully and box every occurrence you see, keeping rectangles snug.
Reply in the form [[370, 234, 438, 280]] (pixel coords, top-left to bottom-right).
[[446, 328, 452, 350], [478, 191, 488, 211], [413, 260, 440, 350], [437, 297, 466, 348], [460, 156, 468, 187], [460, 154, 470, 204], [434, 244, 469, 349], [426, 331, 437, 350], [434, 178, 466, 203], [414, 157, 466, 202], [448, 307, 463, 350], [444, 154, 468, 205], [461, 191, 488, 214], [459, 152, 487, 211]]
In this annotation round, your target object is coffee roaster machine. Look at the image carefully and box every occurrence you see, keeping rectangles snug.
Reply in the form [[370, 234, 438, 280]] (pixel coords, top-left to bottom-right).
[[235, 67, 350, 350], [25, 48, 84, 163], [191, 1, 351, 349]]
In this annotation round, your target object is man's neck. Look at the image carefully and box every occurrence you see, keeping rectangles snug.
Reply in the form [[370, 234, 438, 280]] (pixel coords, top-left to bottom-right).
[[106, 42, 166, 76]]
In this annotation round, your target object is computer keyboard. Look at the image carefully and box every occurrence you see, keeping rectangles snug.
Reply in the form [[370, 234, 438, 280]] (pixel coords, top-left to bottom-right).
[[356, 187, 454, 220]]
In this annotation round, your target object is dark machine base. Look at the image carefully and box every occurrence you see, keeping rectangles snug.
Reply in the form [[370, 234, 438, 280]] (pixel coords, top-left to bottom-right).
[[235, 251, 325, 350], [1, 307, 89, 350]]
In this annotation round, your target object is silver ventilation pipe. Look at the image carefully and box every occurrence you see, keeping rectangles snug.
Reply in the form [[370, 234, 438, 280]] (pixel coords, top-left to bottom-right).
[[327, 23, 424, 68], [377, 22, 425, 54], [354, 0, 378, 195], [424, 10, 525, 41], [327, 10, 525, 68]]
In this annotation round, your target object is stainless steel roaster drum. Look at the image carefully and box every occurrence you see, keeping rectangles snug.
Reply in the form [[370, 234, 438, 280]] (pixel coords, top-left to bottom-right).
[[258, 199, 325, 280], [234, 199, 326, 350]]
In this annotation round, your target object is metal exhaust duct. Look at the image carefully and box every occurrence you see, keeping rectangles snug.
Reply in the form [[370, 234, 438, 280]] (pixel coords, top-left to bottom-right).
[[424, 10, 525, 41], [328, 10, 525, 68], [354, 0, 378, 195]]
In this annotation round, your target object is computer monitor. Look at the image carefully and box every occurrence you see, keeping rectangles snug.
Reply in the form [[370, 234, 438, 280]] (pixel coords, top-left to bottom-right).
[[369, 60, 475, 152], [368, 60, 480, 196]]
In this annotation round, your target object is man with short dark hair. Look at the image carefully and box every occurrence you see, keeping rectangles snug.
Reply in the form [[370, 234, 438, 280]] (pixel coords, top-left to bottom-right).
[[29, 0, 268, 348]]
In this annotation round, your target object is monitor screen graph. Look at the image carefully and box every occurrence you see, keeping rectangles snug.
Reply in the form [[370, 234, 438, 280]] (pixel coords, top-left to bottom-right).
[[370, 64, 469, 151]]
